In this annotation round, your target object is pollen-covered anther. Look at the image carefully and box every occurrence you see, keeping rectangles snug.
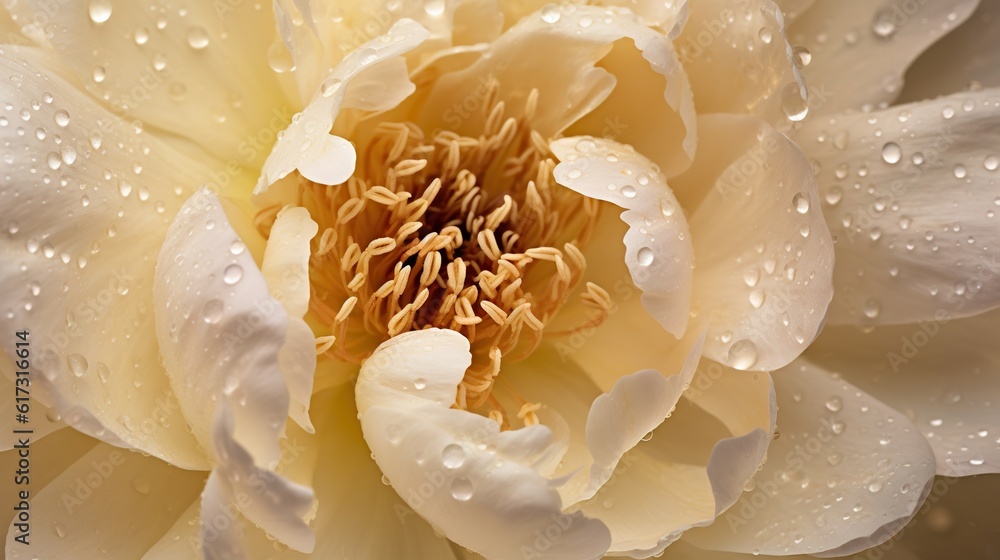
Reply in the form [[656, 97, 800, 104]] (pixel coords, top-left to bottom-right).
[[286, 85, 608, 411]]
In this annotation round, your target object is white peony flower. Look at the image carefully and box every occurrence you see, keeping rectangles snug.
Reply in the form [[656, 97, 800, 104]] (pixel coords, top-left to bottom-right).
[[0, 1, 998, 559]]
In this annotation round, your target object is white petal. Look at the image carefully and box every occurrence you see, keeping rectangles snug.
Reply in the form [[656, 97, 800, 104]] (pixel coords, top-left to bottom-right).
[[420, 5, 697, 177], [686, 360, 937, 556], [675, 0, 809, 126], [0, 47, 212, 469], [498, 334, 704, 507], [787, 0, 977, 115], [257, 19, 430, 193], [4, 440, 205, 559], [808, 311, 1000, 476], [672, 114, 834, 371], [600, 0, 688, 33], [154, 190, 314, 552], [356, 329, 612, 560], [5, 0, 290, 167], [261, 207, 319, 432], [552, 136, 693, 338], [795, 89, 1000, 325], [573, 364, 775, 557], [899, 0, 1000, 102]]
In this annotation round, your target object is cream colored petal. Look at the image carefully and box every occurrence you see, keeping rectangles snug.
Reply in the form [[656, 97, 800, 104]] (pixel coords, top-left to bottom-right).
[[499, 335, 703, 508], [675, 0, 809, 126], [0, 47, 216, 469], [899, 0, 1000, 102], [0, 428, 98, 522], [573, 365, 775, 557], [256, 19, 429, 193], [686, 360, 937, 557], [357, 329, 612, 560], [808, 310, 1000, 476], [600, 0, 688, 33], [552, 136, 693, 338], [5, 0, 290, 168], [420, 5, 697, 177], [673, 114, 834, 371], [261, 207, 319, 432], [795, 89, 1000, 326], [787, 0, 978, 116], [773, 0, 817, 23], [154, 190, 315, 553], [4, 441, 205, 559]]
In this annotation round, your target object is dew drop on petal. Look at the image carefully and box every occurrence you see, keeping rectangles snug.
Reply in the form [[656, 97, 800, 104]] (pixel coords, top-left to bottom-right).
[[68, 353, 89, 377], [450, 476, 474, 501], [223, 264, 243, 285], [728, 339, 758, 370], [637, 247, 654, 266], [202, 299, 224, 324], [792, 192, 810, 213], [825, 396, 843, 412], [881, 142, 901, 164], [186, 26, 210, 50], [442, 443, 466, 469], [88, 0, 112, 23]]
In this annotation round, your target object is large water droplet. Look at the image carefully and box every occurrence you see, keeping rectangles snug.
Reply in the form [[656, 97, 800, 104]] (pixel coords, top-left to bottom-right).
[[442, 443, 466, 469], [792, 192, 810, 213], [88, 0, 113, 23], [450, 476, 474, 501], [186, 26, 210, 50], [780, 83, 809, 122], [637, 247, 654, 266], [728, 339, 758, 370], [68, 353, 89, 377], [223, 264, 243, 285], [385, 423, 403, 445], [872, 10, 897, 38], [202, 299, 224, 324], [825, 396, 843, 412], [881, 142, 901, 164]]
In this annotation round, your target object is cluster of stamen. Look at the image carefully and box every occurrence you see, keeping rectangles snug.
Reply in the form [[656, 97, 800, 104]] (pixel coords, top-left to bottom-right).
[[259, 83, 613, 420]]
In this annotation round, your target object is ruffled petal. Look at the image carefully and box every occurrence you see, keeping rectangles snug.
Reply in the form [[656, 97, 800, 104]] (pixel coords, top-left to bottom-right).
[[808, 311, 1000, 476], [899, 0, 1000, 102], [257, 19, 429, 193], [552, 136, 693, 338], [0, 46, 215, 469], [154, 190, 314, 553], [420, 4, 697, 177], [786, 0, 978, 115], [356, 329, 612, 560], [573, 364, 775, 557], [675, 0, 809, 126], [795, 89, 1000, 325], [671, 114, 834, 371], [261, 206, 319, 432], [4, 0, 290, 167], [4, 439, 205, 559], [686, 360, 937, 557], [498, 334, 704, 507]]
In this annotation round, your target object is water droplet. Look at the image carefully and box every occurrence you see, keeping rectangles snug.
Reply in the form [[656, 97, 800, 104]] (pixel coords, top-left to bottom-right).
[[659, 198, 675, 217], [792, 45, 811, 67], [414, 377, 427, 390], [953, 164, 967, 179], [540, 4, 561, 23], [424, 0, 445, 16], [68, 353, 89, 377], [223, 264, 243, 285], [984, 155, 999, 171], [749, 289, 765, 309], [202, 299, 224, 324], [792, 192, 810, 214], [621, 185, 637, 198], [743, 268, 760, 287], [88, 0, 112, 23], [186, 26, 210, 49], [881, 142, 901, 164], [53, 522, 67, 538], [969, 456, 985, 466], [728, 339, 758, 370], [267, 42, 295, 73], [872, 10, 897, 38], [229, 240, 246, 255], [385, 423, 403, 444], [320, 77, 343, 97], [863, 299, 881, 319], [54, 109, 70, 127], [118, 180, 132, 197], [132, 477, 151, 494], [824, 186, 843, 206], [758, 26, 773, 44], [825, 396, 843, 412], [92, 66, 106, 83], [868, 480, 883, 493], [96, 362, 111, 383], [442, 443, 466, 469], [450, 476, 474, 501], [636, 247, 654, 266], [780, 82, 809, 121], [134, 27, 150, 45]]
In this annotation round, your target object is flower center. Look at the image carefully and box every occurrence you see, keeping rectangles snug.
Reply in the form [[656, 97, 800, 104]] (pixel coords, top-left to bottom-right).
[[262, 82, 611, 414]]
